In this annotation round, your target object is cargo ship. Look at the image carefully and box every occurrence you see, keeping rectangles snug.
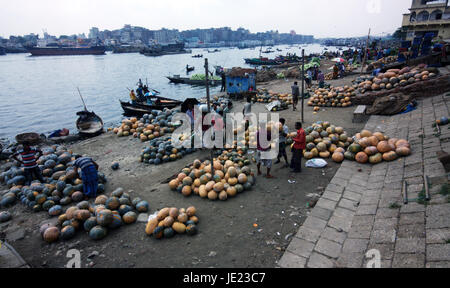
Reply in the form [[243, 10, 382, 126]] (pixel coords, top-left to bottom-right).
[[27, 45, 106, 56]]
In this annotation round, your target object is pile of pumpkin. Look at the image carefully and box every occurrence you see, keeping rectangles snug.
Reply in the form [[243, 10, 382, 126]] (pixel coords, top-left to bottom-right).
[[308, 86, 355, 109], [111, 108, 177, 141], [140, 135, 197, 165], [168, 158, 255, 201], [331, 130, 411, 164], [145, 206, 199, 239], [355, 65, 438, 94], [0, 145, 107, 211], [303, 121, 354, 160], [368, 56, 398, 69], [40, 187, 149, 243], [253, 89, 293, 107]]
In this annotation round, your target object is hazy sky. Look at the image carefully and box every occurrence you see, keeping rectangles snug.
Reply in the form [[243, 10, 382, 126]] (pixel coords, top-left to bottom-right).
[[1, 0, 412, 38]]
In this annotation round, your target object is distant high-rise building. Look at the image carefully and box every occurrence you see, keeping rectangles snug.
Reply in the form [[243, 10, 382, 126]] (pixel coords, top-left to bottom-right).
[[89, 27, 100, 39]]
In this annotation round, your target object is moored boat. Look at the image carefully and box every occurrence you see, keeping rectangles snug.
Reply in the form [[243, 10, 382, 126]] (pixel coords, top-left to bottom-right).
[[166, 76, 221, 86], [76, 111, 104, 137], [120, 96, 182, 116], [27, 46, 106, 56]]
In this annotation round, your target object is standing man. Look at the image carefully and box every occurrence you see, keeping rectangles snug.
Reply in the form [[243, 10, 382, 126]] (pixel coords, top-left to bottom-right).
[[275, 118, 290, 167], [291, 81, 300, 111], [291, 122, 306, 173], [256, 123, 274, 179], [73, 156, 100, 199], [220, 71, 226, 92], [12, 142, 44, 185], [305, 69, 313, 89]]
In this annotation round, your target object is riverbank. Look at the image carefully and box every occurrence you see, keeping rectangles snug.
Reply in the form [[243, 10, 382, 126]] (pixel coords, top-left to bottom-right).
[[0, 68, 367, 267]]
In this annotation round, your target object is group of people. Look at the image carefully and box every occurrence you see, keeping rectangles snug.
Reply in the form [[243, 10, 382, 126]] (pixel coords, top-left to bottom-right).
[[129, 79, 157, 105], [12, 143, 100, 199], [304, 68, 325, 90], [256, 119, 306, 179]]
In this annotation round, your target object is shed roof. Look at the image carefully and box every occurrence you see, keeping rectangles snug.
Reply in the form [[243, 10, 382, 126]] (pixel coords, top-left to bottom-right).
[[226, 67, 257, 77]]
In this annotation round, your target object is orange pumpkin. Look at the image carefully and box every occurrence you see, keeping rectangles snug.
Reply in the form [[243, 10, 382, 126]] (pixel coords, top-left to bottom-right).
[[332, 152, 344, 163], [372, 132, 385, 141], [355, 152, 368, 164], [360, 130, 372, 138], [382, 151, 398, 162], [395, 139, 410, 149], [358, 137, 370, 148], [377, 141, 392, 153], [396, 147, 411, 156], [364, 146, 378, 156], [368, 136, 379, 147]]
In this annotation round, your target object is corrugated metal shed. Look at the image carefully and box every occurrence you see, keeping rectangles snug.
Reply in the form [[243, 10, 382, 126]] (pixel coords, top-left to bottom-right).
[[225, 67, 257, 95]]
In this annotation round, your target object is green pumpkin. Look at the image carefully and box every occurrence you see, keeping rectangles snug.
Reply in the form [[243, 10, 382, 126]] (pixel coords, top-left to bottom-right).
[[89, 225, 108, 241], [243, 182, 252, 191], [32, 204, 42, 212], [348, 144, 362, 154], [35, 194, 47, 205], [84, 217, 98, 232], [136, 201, 149, 213], [344, 151, 356, 161], [306, 143, 316, 151], [153, 226, 164, 239], [42, 200, 55, 211], [131, 197, 142, 207], [163, 227, 175, 238], [108, 213, 123, 229], [60, 225, 76, 241], [186, 224, 198, 236], [97, 210, 113, 226], [235, 184, 244, 193], [63, 185, 74, 197]]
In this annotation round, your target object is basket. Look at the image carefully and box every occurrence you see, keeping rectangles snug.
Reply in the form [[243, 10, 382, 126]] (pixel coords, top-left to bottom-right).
[[15, 133, 41, 145]]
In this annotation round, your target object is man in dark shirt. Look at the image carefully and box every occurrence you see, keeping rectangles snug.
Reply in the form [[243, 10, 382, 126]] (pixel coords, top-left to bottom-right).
[[291, 82, 300, 111]]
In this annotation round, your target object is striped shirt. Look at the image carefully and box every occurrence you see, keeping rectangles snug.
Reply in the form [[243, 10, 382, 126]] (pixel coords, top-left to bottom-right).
[[74, 157, 95, 170], [18, 148, 38, 169]]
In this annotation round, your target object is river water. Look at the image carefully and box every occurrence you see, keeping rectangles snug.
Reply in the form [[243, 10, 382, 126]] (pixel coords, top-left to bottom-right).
[[0, 44, 341, 139]]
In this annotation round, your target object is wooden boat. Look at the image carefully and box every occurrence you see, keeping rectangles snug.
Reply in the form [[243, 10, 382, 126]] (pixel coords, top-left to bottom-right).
[[120, 96, 182, 116], [186, 66, 195, 73], [192, 54, 203, 58], [166, 76, 221, 86], [76, 111, 104, 137]]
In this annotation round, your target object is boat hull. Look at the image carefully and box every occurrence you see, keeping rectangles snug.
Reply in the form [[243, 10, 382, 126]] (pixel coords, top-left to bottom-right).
[[167, 77, 221, 86], [27, 46, 106, 56], [76, 111, 104, 137], [120, 100, 182, 116]]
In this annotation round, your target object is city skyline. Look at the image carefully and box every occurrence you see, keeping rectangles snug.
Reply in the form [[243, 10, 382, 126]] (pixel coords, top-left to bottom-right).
[[0, 0, 411, 39]]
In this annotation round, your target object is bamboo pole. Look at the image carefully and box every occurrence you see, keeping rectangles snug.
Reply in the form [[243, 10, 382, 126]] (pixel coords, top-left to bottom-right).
[[205, 58, 214, 175], [301, 49, 305, 123]]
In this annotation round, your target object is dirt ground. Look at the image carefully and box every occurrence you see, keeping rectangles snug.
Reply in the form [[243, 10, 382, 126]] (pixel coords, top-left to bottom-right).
[[0, 72, 366, 268]]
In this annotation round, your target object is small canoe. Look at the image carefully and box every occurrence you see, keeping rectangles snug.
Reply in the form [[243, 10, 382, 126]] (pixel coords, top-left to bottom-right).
[[76, 111, 104, 137], [167, 76, 221, 86]]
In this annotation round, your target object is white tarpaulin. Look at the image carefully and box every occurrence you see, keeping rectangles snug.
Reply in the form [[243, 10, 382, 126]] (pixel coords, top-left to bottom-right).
[[305, 158, 328, 168], [266, 101, 281, 111]]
